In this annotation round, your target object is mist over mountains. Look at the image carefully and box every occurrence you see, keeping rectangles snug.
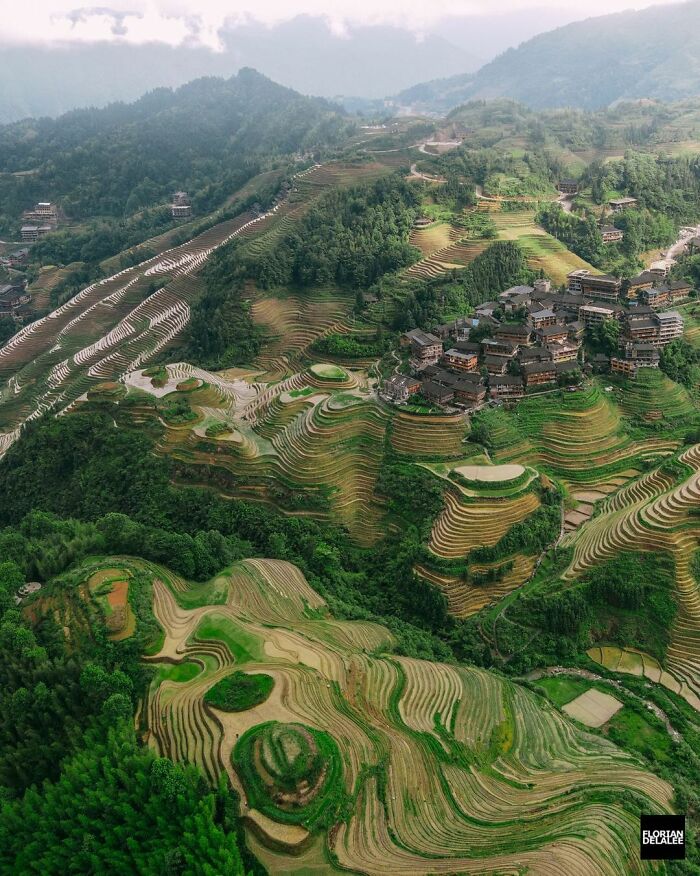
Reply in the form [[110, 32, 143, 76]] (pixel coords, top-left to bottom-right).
[[396, 0, 700, 113], [3, 3, 700, 124], [0, 16, 478, 124], [0, 6, 594, 124]]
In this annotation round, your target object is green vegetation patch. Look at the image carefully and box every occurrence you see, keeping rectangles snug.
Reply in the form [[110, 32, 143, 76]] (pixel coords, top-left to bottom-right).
[[606, 706, 674, 768], [158, 395, 199, 426], [205, 671, 273, 712], [143, 365, 168, 388], [87, 382, 127, 402], [309, 363, 347, 381], [232, 721, 347, 831], [194, 612, 264, 663], [176, 377, 203, 392], [534, 676, 590, 707], [153, 660, 202, 685], [205, 421, 233, 438], [510, 552, 677, 668]]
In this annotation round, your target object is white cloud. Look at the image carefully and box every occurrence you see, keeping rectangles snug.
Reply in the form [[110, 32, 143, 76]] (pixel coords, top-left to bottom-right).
[[0, 0, 682, 48]]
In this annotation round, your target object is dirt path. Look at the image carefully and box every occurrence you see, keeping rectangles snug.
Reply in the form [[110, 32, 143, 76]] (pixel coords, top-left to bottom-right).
[[557, 192, 575, 213], [648, 223, 700, 273], [409, 162, 447, 183]]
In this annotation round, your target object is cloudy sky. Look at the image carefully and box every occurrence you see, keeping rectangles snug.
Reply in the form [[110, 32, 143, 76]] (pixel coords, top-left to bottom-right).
[[0, 0, 683, 47]]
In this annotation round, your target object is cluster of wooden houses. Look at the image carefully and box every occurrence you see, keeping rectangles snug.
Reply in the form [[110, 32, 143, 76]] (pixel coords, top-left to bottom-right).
[[0, 248, 29, 270], [171, 191, 192, 219], [20, 201, 59, 243], [555, 183, 640, 244], [0, 281, 30, 318], [382, 268, 692, 410]]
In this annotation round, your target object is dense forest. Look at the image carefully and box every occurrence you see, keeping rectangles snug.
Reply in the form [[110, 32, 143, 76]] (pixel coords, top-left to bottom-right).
[[182, 175, 421, 369], [0, 69, 352, 234], [245, 176, 421, 289], [0, 515, 252, 872], [437, 145, 562, 197], [585, 152, 700, 223], [536, 151, 699, 272], [389, 241, 534, 330], [183, 270, 264, 371]]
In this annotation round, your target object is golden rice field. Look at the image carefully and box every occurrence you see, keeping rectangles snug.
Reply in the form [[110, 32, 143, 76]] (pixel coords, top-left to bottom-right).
[[138, 556, 673, 875], [416, 554, 537, 618], [428, 488, 541, 560], [116, 360, 490, 547], [118, 362, 392, 545], [248, 287, 354, 379], [390, 411, 468, 459], [415, 463, 543, 616], [405, 222, 488, 280], [492, 209, 597, 285]]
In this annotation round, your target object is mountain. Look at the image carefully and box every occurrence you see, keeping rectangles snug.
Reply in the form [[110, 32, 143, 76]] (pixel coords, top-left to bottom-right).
[[0, 17, 478, 124], [0, 69, 350, 232], [394, 0, 700, 113]]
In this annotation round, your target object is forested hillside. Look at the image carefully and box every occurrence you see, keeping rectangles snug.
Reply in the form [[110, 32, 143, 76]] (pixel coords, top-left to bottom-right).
[[395, 0, 700, 112], [244, 176, 420, 289], [0, 69, 351, 233]]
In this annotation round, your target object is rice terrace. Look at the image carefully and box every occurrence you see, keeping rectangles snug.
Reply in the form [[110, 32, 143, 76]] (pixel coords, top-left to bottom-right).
[[2, 51, 700, 876]]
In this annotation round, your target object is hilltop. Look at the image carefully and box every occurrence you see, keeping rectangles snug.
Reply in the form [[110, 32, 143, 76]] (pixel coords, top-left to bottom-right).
[[0, 17, 479, 124], [0, 69, 350, 234], [395, 0, 700, 113]]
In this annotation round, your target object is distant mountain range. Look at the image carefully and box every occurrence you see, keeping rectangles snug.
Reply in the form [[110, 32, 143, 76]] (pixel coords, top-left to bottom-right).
[[395, 0, 700, 113], [5, 3, 700, 125], [0, 17, 479, 124]]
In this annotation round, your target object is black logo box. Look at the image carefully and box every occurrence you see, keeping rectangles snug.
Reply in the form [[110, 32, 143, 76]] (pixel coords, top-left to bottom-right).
[[640, 814, 686, 861]]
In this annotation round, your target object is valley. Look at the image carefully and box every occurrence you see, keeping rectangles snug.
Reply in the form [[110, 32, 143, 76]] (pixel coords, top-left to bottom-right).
[[1, 53, 700, 876]]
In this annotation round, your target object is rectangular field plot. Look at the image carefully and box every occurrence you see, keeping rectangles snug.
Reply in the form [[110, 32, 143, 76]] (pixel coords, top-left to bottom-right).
[[562, 688, 623, 728]]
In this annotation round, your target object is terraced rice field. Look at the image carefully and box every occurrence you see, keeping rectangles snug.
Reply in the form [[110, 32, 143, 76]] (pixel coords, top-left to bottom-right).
[[615, 368, 695, 424], [0, 198, 289, 453], [564, 444, 700, 707], [682, 303, 700, 350], [409, 223, 454, 257], [26, 261, 85, 312], [414, 461, 543, 616], [405, 222, 488, 280], [119, 361, 389, 545], [0, 161, 390, 456], [248, 288, 353, 378], [141, 556, 672, 875], [390, 412, 468, 458], [493, 385, 679, 491], [492, 210, 597, 284], [416, 554, 537, 618], [429, 488, 541, 560], [587, 646, 700, 710]]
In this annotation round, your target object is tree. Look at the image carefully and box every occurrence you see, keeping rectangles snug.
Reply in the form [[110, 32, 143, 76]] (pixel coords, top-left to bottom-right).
[[0, 721, 246, 875], [660, 339, 700, 387], [593, 319, 621, 355]]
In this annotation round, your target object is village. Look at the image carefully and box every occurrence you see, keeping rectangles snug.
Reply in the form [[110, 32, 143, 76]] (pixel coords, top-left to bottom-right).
[[0, 192, 194, 322], [382, 266, 692, 411]]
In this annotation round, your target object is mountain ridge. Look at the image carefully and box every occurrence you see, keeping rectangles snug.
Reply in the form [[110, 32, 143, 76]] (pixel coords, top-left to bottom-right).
[[0, 16, 478, 124], [394, 0, 700, 113]]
